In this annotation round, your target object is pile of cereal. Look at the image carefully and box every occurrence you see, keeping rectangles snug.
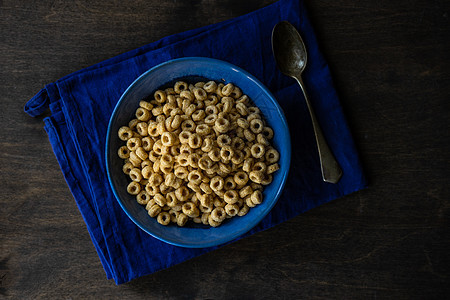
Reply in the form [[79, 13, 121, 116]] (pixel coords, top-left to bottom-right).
[[117, 80, 280, 227]]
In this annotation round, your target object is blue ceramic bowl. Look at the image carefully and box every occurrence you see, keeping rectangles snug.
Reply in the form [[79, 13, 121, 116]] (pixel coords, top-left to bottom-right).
[[106, 57, 291, 248]]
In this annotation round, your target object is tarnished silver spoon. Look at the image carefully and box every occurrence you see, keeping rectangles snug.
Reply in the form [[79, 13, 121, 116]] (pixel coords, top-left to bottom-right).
[[272, 21, 342, 183]]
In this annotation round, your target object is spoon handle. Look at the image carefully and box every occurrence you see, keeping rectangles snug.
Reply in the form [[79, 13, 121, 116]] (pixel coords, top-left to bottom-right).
[[294, 76, 343, 183]]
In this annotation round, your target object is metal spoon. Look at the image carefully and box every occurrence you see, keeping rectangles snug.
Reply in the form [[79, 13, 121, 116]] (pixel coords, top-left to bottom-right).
[[272, 21, 342, 183]]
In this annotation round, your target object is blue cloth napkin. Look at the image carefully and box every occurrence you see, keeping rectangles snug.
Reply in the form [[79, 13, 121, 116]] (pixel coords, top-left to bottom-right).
[[25, 0, 367, 284]]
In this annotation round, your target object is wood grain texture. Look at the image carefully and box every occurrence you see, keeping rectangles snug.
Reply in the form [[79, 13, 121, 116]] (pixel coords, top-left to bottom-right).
[[1, 0, 449, 298]]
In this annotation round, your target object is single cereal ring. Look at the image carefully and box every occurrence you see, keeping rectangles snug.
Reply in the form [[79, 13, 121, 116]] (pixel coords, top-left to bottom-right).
[[204, 113, 218, 125], [149, 172, 163, 186], [208, 215, 221, 227], [178, 144, 190, 156], [127, 181, 141, 195], [139, 100, 154, 111], [221, 83, 234, 96], [152, 106, 164, 116], [188, 153, 200, 168], [205, 94, 219, 106], [182, 202, 199, 218], [200, 137, 213, 152], [165, 192, 179, 207], [181, 119, 196, 132], [126, 137, 141, 152], [174, 166, 188, 179], [231, 150, 245, 165], [177, 153, 190, 167], [176, 212, 189, 226], [154, 90, 167, 103], [209, 176, 224, 192], [211, 207, 226, 222], [245, 195, 256, 208], [147, 123, 159, 137], [122, 162, 133, 175], [235, 102, 248, 116], [160, 132, 176, 146], [188, 133, 202, 149], [141, 159, 152, 169], [118, 146, 130, 159], [214, 117, 230, 133], [223, 176, 236, 191], [262, 127, 274, 139], [135, 147, 148, 161], [200, 201, 213, 213], [192, 110, 206, 122], [221, 97, 234, 113], [145, 183, 160, 196], [224, 190, 239, 204], [136, 107, 151, 121], [234, 171, 249, 186], [159, 182, 171, 195], [179, 130, 191, 144], [261, 174, 273, 186], [237, 204, 250, 216], [136, 122, 149, 136], [200, 182, 213, 195], [225, 203, 239, 217], [171, 114, 182, 130], [148, 204, 162, 218], [141, 165, 152, 179], [208, 148, 221, 162], [197, 155, 213, 171], [252, 161, 267, 173], [194, 82, 205, 88], [251, 143, 265, 159], [243, 129, 256, 142], [239, 186, 253, 199], [218, 163, 232, 176], [230, 86, 242, 99], [248, 106, 261, 115], [265, 148, 280, 164], [194, 125, 209, 138], [217, 134, 231, 147], [251, 190, 263, 205], [174, 81, 188, 94], [205, 105, 218, 115], [187, 169, 202, 185], [160, 154, 174, 167], [118, 126, 133, 141], [184, 104, 196, 116], [220, 145, 234, 162], [203, 81, 217, 93], [250, 118, 264, 134], [249, 170, 264, 184], [136, 191, 150, 205], [164, 173, 177, 187], [157, 212, 171, 225], [180, 90, 194, 101], [128, 119, 139, 130], [193, 87, 207, 100], [141, 136, 154, 151], [160, 164, 173, 175], [129, 168, 143, 182]]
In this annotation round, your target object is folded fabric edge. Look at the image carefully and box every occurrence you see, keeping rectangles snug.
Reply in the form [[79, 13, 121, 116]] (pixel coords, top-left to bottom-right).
[[43, 114, 114, 280]]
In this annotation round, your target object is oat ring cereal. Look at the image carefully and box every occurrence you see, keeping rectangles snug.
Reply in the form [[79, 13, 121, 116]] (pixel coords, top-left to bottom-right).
[[117, 80, 280, 227]]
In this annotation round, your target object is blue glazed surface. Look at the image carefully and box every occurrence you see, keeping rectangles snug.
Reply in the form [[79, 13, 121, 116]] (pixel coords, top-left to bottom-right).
[[106, 57, 291, 248]]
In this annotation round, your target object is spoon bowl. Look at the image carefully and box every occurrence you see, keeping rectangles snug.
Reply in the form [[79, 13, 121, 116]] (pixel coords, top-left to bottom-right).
[[272, 21, 307, 76]]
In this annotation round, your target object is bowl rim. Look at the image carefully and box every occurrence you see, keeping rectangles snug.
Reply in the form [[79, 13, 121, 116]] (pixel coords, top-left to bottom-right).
[[105, 57, 291, 248]]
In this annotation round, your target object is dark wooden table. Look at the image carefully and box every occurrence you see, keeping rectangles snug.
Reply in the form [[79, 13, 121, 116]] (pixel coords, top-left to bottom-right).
[[2, 0, 449, 298]]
